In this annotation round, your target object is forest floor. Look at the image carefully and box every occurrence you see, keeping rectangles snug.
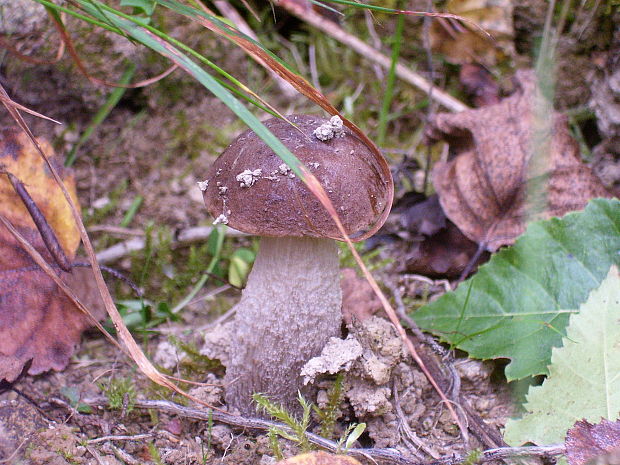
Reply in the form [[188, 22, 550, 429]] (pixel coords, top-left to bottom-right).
[[0, 1, 619, 464]]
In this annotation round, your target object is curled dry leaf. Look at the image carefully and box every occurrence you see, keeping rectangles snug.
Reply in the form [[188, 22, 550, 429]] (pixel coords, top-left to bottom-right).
[[0, 128, 102, 382], [566, 419, 620, 465], [275, 451, 361, 465], [428, 69, 610, 252], [397, 194, 489, 278], [459, 63, 500, 107]]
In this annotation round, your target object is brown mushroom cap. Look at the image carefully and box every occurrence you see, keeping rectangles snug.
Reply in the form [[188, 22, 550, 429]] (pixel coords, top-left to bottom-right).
[[203, 115, 392, 240]]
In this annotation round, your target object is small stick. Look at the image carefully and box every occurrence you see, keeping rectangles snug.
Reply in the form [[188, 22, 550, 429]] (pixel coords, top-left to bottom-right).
[[85, 396, 566, 465], [86, 396, 418, 465], [4, 171, 72, 272], [88, 434, 154, 444], [213, 0, 297, 98], [87, 225, 144, 236], [392, 381, 440, 459], [105, 443, 141, 465], [274, 0, 469, 113], [95, 225, 247, 264]]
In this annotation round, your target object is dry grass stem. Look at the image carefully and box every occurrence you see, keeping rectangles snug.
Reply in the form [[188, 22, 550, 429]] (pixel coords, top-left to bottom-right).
[[274, 0, 469, 113]]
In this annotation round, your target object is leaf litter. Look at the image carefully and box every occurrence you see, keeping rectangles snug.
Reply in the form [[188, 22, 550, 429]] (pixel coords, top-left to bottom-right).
[[1, 3, 617, 464], [428, 69, 610, 252], [0, 128, 106, 382], [565, 419, 620, 465]]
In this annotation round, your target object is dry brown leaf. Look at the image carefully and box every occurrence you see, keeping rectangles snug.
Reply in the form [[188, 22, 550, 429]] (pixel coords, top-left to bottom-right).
[[405, 220, 489, 278], [0, 128, 103, 382], [341, 268, 383, 324], [430, 0, 514, 67], [566, 419, 620, 465], [275, 451, 362, 465], [0, 128, 79, 252], [459, 63, 500, 107], [428, 69, 610, 252], [391, 195, 488, 278]]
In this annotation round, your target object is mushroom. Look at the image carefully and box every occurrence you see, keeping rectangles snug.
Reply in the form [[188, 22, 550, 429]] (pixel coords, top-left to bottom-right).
[[202, 115, 392, 414]]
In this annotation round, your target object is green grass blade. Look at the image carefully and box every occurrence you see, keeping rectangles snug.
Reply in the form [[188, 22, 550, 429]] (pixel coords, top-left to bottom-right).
[[33, 0, 276, 116], [75, 8, 306, 177], [120, 195, 143, 227], [171, 226, 226, 314], [65, 63, 136, 167], [377, 9, 404, 145], [155, 0, 298, 74]]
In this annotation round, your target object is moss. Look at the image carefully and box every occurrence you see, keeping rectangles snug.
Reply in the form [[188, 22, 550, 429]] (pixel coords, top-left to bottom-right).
[[99, 376, 137, 413], [168, 334, 224, 377]]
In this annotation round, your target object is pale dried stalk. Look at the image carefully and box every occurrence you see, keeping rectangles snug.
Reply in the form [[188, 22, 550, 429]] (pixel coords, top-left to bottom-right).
[[274, 0, 469, 113], [86, 396, 567, 465], [213, 0, 298, 98], [95, 225, 246, 264]]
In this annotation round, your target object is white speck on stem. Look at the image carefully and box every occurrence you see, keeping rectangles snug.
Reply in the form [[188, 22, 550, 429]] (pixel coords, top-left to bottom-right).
[[313, 115, 344, 141], [218, 186, 228, 195], [197, 180, 209, 191], [236, 169, 262, 187]]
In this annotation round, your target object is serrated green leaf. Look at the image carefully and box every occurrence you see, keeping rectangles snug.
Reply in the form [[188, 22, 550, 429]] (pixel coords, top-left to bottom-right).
[[503, 266, 620, 445], [412, 198, 620, 380]]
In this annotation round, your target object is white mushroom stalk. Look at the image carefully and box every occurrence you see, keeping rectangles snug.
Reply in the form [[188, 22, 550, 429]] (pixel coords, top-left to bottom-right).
[[225, 236, 341, 414]]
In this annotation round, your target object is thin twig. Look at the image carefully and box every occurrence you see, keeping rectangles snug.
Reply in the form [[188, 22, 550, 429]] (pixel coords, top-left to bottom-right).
[[105, 443, 141, 465], [429, 444, 566, 465], [213, 0, 297, 98], [86, 396, 417, 465], [392, 381, 439, 460], [274, 0, 468, 113], [88, 225, 145, 236], [86, 397, 566, 465], [382, 276, 452, 359], [0, 439, 28, 464], [96, 225, 247, 264], [88, 434, 154, 444], [85, 446, 107, 465]]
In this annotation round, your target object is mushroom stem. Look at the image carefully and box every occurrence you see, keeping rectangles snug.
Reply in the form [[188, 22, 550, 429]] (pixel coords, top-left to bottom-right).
[[224, 236, 342, 415]]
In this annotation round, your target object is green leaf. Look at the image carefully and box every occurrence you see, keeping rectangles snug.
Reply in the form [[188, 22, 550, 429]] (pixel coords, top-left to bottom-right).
[[228, 248, 255, 288], [345, 423, 366, 450], [60, 386, 94, 414], [412, 198, 620, 380], [503, 266, 620, 445]]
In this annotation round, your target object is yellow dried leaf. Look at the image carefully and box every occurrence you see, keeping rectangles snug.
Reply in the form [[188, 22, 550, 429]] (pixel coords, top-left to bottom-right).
[[276, 452, 362, 465], [0, 128, 80, 258]]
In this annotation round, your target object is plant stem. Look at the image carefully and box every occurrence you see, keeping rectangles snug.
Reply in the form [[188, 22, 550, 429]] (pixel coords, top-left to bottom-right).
[[377, 8, 405, 145]]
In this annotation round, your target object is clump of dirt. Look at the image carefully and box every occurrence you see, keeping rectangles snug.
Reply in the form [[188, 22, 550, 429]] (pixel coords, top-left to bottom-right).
[[0, 397, 49, 459]]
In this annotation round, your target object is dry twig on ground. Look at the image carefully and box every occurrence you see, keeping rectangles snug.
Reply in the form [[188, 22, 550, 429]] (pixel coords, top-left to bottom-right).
[[82, 397, 566, 465]]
